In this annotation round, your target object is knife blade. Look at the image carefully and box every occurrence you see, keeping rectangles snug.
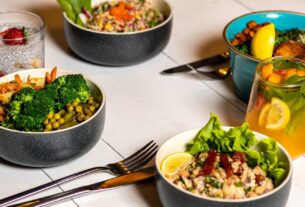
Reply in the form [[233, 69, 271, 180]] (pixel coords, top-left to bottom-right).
[[11, 167, 155, 207], [161, 52, 229, 74]]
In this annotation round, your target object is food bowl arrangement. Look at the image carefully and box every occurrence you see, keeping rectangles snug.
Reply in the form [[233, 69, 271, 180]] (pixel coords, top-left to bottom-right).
[[223, 11, 305, 102], [0, 68, 106, 167], [155, 114, 292, 207], [59, 0, 173, 66]]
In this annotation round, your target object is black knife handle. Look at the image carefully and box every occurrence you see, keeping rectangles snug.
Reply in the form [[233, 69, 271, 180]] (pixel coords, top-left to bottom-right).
[[189, 52, 229, 69]]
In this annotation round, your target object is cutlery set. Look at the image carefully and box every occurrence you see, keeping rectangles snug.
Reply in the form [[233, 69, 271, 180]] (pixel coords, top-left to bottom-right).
[[0, 141, 157, 207]]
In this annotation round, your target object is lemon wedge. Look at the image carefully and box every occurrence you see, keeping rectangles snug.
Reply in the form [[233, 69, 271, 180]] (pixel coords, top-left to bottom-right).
[[251, 23, 276, 60], [258, 97, 290, 130], [160, 152, 193, 177]]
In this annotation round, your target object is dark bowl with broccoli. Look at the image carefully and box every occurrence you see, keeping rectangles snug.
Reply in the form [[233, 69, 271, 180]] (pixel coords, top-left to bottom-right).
[[0, 69, 106, 167]]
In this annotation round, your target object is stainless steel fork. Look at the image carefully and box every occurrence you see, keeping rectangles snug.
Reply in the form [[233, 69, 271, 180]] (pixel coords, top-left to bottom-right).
[[0, 140, 158, 207]]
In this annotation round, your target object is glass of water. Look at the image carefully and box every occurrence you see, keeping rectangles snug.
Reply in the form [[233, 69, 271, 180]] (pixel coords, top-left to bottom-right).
[[0, 11, 45, 76]]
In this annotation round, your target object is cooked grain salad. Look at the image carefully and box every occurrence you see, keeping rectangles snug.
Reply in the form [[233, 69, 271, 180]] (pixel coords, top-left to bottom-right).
[[169, 151, 274, 199], [86, 0, 165, 32], [163, 114, 288, 200]]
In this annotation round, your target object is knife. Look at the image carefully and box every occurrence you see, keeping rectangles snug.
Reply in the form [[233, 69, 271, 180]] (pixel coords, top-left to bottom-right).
[[161, 52, 230, 74], [11, 167, 155, 207]]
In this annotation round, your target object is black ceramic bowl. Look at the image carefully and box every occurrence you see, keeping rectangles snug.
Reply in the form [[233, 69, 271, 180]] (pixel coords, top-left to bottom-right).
[[0, 69, 106, 167], [63, 0, 173, 66], [155, 128, 292, 207]]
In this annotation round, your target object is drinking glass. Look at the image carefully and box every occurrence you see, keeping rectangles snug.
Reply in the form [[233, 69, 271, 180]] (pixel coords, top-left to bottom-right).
[[245, 57, 305, 159], [0, 11, 45, 75]]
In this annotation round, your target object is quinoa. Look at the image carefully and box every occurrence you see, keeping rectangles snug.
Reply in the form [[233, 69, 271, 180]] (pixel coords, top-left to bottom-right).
[[168, 150, 274, 199], [86, 0, 165, 32]]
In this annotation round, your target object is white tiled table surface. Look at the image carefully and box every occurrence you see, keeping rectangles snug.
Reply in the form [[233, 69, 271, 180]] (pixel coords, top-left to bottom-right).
[[1, 0, 305, 206]]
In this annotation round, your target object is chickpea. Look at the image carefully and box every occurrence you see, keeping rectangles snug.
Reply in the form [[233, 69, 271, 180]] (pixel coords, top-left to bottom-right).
[[52, 122, 60, 129], [88, 96, 94, 101], [54, 113, 61, 120], [238, 34, 247, 43], [46, 123, 53, 131], [231, 39, 240, 46], [247, 20, 257, 29], [242, 27, 250, 35], [234, 33, 242, 39], [249, 31, 256, 38], [254, 25, 262, 32]]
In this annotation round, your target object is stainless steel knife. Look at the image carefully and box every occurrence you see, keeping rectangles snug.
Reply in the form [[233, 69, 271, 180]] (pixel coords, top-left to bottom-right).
[[161, 52, 229, 74], [11, 167, 155, 207]]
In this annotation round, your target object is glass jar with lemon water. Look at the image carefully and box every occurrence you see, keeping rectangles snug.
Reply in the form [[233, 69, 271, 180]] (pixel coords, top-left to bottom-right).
[[246, 57, 305, 159]]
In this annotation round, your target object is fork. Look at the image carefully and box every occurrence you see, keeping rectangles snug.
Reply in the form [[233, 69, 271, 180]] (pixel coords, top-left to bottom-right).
[[0, 140, 158, 207]]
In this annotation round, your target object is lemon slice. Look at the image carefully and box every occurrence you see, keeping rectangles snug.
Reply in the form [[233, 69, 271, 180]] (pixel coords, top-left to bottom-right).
[[160, 152, 193, 177], [258, 97, 290, 130], [251, 23, 275, 60], [258, 102, 271, 127]]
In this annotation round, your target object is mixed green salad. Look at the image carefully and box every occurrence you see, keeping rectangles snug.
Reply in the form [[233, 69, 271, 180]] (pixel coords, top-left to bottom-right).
[[186, 113, 288, 186]]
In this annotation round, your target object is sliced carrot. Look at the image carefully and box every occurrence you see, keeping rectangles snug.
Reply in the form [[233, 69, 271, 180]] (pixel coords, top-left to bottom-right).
[[50, 67, 57, 82], [14, 74, 22, 83], [45, 72, 51, 84]]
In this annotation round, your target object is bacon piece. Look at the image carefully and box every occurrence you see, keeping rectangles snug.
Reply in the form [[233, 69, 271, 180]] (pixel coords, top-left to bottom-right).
[[255, 174, 265, 186], [220, 153, 233, 177], [199, 150, 217, 176], [232, 151, 246, 163]]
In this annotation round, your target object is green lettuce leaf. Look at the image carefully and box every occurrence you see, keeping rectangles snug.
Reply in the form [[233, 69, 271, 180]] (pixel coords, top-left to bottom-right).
[[185, 113, 288, 187]]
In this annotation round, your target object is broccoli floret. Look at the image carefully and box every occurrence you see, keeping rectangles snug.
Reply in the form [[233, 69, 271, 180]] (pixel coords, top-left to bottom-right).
[[1, 74, 91, 131], [55, 74, 90, 105], [7, 87, 35, 119], [14, 114, 44, 132]]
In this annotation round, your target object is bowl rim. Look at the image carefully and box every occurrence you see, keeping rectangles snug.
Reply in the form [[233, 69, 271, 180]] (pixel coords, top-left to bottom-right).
[[155, 126, 293, 203], [62, 0, 173, 36], [0, 68, 106, 134], [222, 10, 305, 62]]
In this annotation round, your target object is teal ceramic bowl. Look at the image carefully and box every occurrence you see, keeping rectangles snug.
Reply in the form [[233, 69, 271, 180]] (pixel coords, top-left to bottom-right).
[[223, 11, 305, 102]]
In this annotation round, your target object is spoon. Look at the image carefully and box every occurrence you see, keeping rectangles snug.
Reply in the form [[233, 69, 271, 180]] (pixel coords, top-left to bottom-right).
[[193, 66, 231, 79]]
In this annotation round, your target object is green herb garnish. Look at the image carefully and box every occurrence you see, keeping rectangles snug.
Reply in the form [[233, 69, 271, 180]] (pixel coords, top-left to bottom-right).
[[186, 113, 288, 186]]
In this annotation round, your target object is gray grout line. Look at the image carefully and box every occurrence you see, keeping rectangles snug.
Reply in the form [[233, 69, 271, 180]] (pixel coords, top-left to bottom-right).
[[40, 168, 80, 207], [101, 137, 124, 159], [233, 0, 255, 11]]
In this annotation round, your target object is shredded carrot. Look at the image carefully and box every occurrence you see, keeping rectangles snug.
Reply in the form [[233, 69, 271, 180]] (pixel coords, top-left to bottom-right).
[[110, 1, 133, 21], [14, 74, 23, 83]]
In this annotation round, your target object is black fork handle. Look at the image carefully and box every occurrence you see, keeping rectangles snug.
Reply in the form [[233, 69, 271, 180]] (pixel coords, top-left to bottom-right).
[[0, 166, 110, 207]]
